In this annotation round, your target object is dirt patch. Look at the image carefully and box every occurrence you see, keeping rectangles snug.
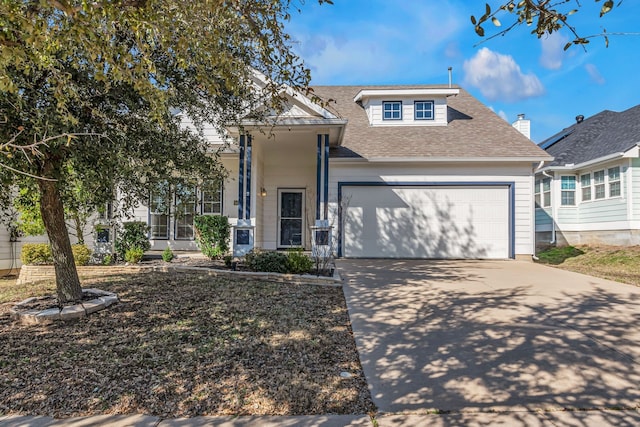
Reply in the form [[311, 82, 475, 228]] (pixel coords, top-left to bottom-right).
[[0, 270, 374, 418]]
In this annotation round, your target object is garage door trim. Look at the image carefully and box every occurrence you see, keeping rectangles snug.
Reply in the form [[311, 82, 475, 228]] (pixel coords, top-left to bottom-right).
[[337, 181, 516, 259]]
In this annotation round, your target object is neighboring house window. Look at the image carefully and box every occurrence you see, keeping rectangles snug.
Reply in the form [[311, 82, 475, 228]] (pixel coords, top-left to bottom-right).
[[561, 176, 576, 206], [382, 101, 402, 120], [535, 178, 551, 208], [175, 185, 197, 240], [594, 170, 606, 199], [150, 187, 170, 239], [202, 183, 223, 215], [581, 173, 591, 201], [414, 101, 434, 120], [608, 166, 621, 197]]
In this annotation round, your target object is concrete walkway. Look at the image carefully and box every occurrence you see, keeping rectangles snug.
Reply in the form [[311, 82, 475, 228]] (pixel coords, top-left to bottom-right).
[[338, 259, 640, 425]]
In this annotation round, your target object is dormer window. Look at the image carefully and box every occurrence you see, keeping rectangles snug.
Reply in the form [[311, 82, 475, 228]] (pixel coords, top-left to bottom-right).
[[415, 101, 434, 120], [383, 101, 402, 120]]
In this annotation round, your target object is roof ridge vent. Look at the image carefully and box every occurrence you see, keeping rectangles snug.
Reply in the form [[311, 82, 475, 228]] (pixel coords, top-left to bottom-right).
[[576, 114, 585, 124]]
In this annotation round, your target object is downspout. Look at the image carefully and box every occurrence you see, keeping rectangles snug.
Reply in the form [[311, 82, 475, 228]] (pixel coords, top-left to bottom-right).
[[542, 170, 556, 245]]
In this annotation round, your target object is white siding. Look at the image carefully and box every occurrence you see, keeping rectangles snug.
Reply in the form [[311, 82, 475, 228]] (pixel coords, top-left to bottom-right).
[[364, 97, 448, 127], [329, 162, 535, 257], [259, 138, 317, 250]]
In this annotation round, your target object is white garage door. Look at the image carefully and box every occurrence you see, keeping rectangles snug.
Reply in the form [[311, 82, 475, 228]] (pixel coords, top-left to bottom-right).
[[342, 185, 510, 259]]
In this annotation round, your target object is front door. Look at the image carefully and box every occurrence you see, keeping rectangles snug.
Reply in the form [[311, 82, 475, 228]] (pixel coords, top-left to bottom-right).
[[278, 189, 305, 248]]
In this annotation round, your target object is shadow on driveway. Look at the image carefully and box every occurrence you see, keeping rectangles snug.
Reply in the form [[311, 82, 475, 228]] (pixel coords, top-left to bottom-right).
[[337, 259, 640, 422]]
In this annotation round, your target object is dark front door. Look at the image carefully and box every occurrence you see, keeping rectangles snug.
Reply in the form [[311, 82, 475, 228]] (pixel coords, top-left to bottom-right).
[[278, 189, 305, 247]]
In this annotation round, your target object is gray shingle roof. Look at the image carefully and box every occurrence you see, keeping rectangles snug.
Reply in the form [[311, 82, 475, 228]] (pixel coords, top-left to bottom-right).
[[540, 105, 640, 167], [310, 85, 550, 160]]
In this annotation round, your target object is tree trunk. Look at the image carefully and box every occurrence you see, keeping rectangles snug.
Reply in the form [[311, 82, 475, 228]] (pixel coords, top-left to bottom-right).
[[72, 212, 85, 245], [38, 178, 82, 303]]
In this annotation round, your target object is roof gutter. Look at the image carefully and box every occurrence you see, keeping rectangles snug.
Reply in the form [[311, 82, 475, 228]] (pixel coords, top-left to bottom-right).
[[362, 156, 553, 163], [537, 151, 625, 173]]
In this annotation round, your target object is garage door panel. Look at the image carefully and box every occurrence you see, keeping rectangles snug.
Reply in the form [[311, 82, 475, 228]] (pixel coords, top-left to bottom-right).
[[343, 186, 509, 259]]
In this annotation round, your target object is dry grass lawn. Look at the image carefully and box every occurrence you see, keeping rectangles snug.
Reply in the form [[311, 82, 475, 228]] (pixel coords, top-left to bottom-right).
[[537, 245, 640, 287], [0, 271, 374, 418]]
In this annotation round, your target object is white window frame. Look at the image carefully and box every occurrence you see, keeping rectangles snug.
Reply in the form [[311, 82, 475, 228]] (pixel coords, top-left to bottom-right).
[[382, 101, 402, 120], [201, 183, 223, 215], [593, 170, 606, 200], [560, 176, 576, 206], [535, 177, 551, 208], [150, 186, 171, 240], [414, 100, 434, 120], [174, 185, 197, 240], [608, 166, 621, 198], [580, 173, 591, 202]]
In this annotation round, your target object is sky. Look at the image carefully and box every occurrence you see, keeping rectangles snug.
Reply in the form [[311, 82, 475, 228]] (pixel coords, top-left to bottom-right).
[[285, 0, 640, 143]]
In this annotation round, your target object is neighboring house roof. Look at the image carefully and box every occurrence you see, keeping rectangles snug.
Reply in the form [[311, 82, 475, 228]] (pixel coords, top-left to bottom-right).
[[310, 85, 550, 161], [540, 104, 640, 167]]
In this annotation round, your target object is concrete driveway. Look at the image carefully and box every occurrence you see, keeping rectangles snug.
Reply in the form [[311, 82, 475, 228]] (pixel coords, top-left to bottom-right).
[[337, 259, 640, 420]]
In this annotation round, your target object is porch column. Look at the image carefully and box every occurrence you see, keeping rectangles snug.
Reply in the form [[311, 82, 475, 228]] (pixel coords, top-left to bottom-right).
[[316, 133, 330, 222], [312, 133, 332, 262], [234, 134, 254, 256]]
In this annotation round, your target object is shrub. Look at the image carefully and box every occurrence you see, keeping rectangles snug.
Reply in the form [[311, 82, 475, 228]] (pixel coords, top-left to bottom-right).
[[71, 244, 92, 266], [193, 215, 230, 259], [286, 248, 313, 274], [20, 243, 52, 265], [102, 254, 113, 265], [21, 243, 93, 265], [124, 246, 144, 264], [245, 249, 288, 273], [162, 246, 174, 262], [115, 221, 150, 260]]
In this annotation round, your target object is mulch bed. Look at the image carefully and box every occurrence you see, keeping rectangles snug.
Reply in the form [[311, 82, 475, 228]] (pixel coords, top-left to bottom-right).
[[0, 271, 375, 418]]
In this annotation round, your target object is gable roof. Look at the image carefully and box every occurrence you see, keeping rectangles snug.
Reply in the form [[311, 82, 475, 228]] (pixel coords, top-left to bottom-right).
[[540, 105, 640, 167], [310, 85, 550, 161]]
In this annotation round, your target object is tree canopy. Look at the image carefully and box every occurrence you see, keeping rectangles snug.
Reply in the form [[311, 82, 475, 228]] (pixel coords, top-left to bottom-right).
[[0, 0, 327, 302], [472, 0, 627, 49]]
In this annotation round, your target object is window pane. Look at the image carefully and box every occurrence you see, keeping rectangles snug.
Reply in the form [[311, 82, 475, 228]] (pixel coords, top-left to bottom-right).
[[281, 192, 302, 217], [610, 181, 621, 197], [561, 190, 575, 206], [582, 186, 592, 201], [383, 102, 401, 120], [414, 101, 433, 120], [534, 179, 541, 194], [150, 185, 170, 239], [542, 178, 551, 191], [581, 174, 591, 187], [175, 185, 196, 239], [608, 167, 620, 181], [595, 184, 605, 199], [535, 194, 541, 207], [543, 192, 551, 207], [561, 176, 576, 190], [594, 170, 605, 184], [202, 183, 222, 214]]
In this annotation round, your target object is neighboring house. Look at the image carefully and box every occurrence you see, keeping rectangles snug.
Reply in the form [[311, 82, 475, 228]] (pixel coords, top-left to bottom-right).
[[535, 105, 640, 248], [118, 82, 549, 260]]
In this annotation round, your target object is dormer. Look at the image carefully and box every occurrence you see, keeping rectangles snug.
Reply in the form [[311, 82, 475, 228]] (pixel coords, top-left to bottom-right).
[[353, 87, 460, 127]]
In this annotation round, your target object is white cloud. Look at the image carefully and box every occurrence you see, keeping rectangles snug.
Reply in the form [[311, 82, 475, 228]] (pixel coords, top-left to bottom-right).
[[463, 48, 544, 102], [539, 32, 569, 70], [498, 110, 509, 121], [585, 63, 606, 85]]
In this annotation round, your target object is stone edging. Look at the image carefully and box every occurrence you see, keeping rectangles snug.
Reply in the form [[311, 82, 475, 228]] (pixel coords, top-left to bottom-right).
[[10, 288, 119, 324], [17, 264, 342, 287], [150, 265, 343, 287]]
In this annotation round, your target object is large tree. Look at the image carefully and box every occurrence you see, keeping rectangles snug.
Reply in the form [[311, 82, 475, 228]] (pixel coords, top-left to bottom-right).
[[0, 0, 326, 303], [472, 0, 630, 49]]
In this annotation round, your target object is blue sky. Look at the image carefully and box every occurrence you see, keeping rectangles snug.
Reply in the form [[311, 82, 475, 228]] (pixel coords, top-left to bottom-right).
[[286, 0, 640, 143]]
